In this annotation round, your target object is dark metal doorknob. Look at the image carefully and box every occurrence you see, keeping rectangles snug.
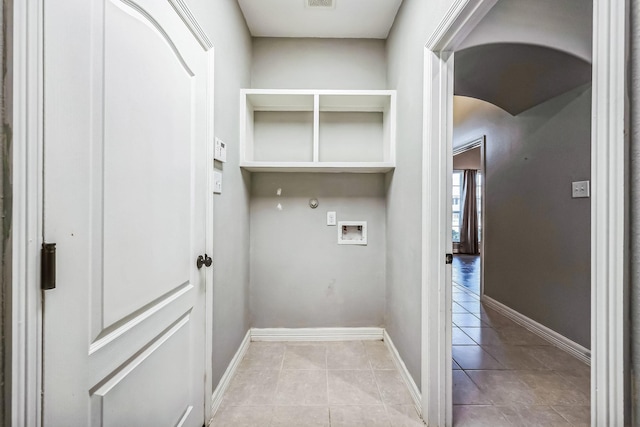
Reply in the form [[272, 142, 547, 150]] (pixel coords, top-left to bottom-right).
[[197, 254, 213, 269]]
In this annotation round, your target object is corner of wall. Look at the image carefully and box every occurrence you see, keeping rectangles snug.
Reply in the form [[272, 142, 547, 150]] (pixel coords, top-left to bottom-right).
[[383, 0, 429, 387], [185, 0, 253, 389]]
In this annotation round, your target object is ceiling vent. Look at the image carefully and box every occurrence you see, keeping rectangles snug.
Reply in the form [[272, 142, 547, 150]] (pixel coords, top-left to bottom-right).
[[306, 0, 335, 8]]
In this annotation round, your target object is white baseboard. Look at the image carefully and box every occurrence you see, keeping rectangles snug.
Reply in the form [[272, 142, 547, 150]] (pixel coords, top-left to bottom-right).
[[383, 330, 422, 415], [481, 295, 591, 365], [210, 330, 251, 418], [250, 327, 384, 342]]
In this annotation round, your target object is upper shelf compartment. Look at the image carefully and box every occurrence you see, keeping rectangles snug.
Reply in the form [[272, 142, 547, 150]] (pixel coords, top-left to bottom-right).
[[240, 89, 396, 173]]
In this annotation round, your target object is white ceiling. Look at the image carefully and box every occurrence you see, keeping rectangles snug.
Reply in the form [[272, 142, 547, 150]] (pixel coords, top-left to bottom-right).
[[237, 0, 403, 39]]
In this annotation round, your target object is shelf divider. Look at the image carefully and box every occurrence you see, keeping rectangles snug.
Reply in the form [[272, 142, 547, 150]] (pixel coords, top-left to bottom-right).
[[313, 94, 320, 163]]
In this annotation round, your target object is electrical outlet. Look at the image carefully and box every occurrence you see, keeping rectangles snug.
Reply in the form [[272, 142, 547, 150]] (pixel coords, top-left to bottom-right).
[[327, 211, 336, 226], [572, 180, 590, 198]]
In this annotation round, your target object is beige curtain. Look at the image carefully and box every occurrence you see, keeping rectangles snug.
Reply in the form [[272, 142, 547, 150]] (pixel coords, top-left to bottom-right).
[[459, 170, 479, 254]]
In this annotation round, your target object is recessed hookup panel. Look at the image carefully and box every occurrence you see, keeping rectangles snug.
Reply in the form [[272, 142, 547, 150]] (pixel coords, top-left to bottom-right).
[[338, 221, 367, 245]]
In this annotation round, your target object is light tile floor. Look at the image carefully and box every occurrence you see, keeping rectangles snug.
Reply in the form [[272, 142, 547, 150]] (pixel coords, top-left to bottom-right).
[[452, 283, 591, 427], [211, 340, 424, 426]]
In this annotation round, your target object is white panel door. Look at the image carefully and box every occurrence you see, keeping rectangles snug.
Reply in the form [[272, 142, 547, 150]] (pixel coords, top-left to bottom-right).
[[42, 0, 213, 425]]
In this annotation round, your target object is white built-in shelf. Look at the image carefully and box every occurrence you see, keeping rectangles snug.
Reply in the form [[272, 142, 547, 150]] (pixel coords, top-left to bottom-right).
[[240, 89, 396, 173]]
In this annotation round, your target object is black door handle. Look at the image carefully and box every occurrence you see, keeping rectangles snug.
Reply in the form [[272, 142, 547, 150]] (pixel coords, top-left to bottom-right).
[[197, 254, 213, 269]]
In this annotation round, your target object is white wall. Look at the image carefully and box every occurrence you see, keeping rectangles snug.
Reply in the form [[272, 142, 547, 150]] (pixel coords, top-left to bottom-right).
[[458, 0, 592, 61], [454, 86, 592, 348], [185, 0, 253, 388], [252, 38, 386, 89], [249, 38, 388, 328]]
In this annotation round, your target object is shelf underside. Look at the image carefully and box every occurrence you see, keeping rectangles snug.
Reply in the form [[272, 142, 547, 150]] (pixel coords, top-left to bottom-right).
[[240, 162, 395, 173]]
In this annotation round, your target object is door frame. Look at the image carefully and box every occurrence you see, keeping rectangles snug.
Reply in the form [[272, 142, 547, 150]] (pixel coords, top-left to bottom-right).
[[12, 0, 44, 425], [421, 0, 628, 426], [452, 136, 485, 297], [12, 1, 216, 424]]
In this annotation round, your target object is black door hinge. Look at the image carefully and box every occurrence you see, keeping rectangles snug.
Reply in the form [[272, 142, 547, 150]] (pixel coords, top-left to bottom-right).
[[445, 253, 453, 264], [41, 243, 57, 290]]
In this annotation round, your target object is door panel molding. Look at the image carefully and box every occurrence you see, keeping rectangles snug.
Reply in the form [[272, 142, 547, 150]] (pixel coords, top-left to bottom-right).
[[168, 0, 213, 51], [90, 312, 190, 397], [90, 0, 198, 341], [90, 313, 193, 426], [115, 0, 195, 76], [89, 282, 193, 355]]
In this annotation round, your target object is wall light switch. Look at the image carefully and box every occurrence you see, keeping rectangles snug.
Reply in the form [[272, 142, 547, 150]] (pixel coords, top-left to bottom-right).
[[213, 171, 222, 194], [214, 137, 227, 163], [572, 180, 590, 198], [327, 211, 337, 226]]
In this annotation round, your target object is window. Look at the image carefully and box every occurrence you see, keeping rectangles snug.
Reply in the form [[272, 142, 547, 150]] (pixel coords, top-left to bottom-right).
[[452, 170, 482, 243], [476, 173, 482, 243], [452, 171, 462, 242]]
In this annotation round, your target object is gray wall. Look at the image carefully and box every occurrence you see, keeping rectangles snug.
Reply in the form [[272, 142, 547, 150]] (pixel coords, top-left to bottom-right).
[[249, 38, 388, 328], [186, 0, 253, 388], [252, 38, 386, 90], [250, 173, 386, 327], [458, 0, 592, 62], [454, 85, 592, 348], [631, 0, 640, 422], [385, 0, 430, 386]]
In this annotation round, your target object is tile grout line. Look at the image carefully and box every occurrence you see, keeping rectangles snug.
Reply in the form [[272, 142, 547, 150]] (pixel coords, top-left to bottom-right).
[[267, 343, 287, 427], [548, 404, 579, 426], [325, 342, 331, 425], [367, 340, 395, 426], [452, 283, 480, 299]]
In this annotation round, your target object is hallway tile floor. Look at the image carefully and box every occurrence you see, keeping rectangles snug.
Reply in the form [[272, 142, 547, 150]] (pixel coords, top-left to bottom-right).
[[452, 283, 591, 426], [452, 254, 481, 295], [211, 340, 424, 426]]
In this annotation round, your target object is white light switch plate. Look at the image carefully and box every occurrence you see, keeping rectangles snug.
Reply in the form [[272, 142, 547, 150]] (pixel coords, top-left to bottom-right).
[[572, 180, 590, 198], [214, 137, 227, 163], [327, 211, 336, 226], [213, 171, 222, 194]]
